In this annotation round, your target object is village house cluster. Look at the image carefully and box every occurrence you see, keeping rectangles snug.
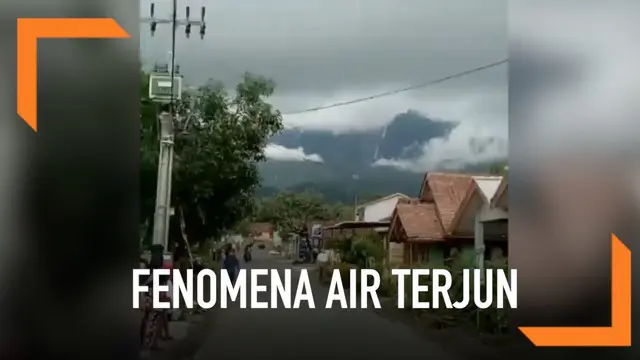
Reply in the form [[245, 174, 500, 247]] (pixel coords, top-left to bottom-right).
[[319, 173, 508, 270], [250, 172, 508, 271]]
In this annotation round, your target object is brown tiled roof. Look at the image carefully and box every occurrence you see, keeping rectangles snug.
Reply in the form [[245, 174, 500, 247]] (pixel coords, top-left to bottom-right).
[[396, 203, 444, 241], [251, 222, 272, 234], [425, 173, 474, 233], [397, 197, 421, 205], [448, 180, 480, 232]]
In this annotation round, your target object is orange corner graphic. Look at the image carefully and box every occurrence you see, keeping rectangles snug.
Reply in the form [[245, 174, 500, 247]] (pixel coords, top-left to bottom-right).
[[17, 18, 130, 131], [519, 234, 631, 347]]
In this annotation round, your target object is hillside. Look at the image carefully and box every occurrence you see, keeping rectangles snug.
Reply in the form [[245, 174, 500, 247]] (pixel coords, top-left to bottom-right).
[[259, 109, 505, 202], [271, 110, 456, 175], [257, 164, 424, 202]]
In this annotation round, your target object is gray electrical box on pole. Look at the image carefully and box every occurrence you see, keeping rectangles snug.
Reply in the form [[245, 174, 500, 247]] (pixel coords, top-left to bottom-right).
[[149, 73, 183, 102]]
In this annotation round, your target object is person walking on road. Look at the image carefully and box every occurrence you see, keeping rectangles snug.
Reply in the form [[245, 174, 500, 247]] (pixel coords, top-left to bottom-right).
[[159, 274, 173, 340], [243, 243, 252, 263], [138, 258, 150, 345], [223, 248, 240, 284], [141, 254, 171, 350]]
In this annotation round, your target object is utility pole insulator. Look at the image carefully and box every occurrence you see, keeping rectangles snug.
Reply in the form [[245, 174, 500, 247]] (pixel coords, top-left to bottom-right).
[[142, 2, 207, 39]]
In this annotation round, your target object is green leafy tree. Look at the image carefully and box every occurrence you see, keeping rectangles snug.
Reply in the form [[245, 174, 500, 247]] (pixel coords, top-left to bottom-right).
[[229, 217, 252, 237], [489, 161, 508, 175], [140, 72, 283, 246], [327, 202, 355, 221], [254, 191, 334, 239]]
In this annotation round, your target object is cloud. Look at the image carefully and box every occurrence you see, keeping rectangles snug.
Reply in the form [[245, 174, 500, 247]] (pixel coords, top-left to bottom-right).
[[140, 0, 508, 169], [278, 78, 508, 171], [374, 133, 507, 172], [264, 144, 323, 163], [142, 0, 506, 95], [370, 85, 508, 171], [277, 69, 506, 131]]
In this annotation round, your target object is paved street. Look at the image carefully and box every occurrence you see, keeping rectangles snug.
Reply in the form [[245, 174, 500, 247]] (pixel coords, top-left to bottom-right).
[[193, 249, 457, 360]]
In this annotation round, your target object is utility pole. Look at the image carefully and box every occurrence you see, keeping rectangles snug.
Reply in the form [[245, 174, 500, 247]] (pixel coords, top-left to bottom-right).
[[143, 0, 207, 250], [151, 112, 174, 248]]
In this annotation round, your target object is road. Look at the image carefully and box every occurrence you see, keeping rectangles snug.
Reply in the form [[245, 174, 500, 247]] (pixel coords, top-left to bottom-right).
[[193, 249, 457, 360]]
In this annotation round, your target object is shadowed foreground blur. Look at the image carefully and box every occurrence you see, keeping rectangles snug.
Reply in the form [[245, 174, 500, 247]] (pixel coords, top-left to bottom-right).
[[0, 1, 139, 358], [510, 2, 640, 355]]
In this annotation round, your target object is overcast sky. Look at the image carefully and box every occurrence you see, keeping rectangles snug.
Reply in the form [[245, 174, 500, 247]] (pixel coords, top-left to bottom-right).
[[141, 0, 507, 169]]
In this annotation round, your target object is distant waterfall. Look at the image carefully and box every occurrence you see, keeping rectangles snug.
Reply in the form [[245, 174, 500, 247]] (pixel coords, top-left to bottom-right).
[[372, 124, 388, 161]]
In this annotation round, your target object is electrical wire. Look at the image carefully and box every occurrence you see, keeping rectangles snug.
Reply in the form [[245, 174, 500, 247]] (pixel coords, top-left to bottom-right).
[[281, 59, 508, 115]]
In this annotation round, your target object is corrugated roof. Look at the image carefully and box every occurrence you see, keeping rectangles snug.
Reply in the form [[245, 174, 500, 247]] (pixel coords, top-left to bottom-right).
[[325, 221, 389, 230], [355, 193, 409, 210]]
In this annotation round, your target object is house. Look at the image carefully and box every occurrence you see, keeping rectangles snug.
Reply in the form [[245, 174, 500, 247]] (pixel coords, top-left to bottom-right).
[[355, 193, 410, 222], [323, 220, 389, 239], [304, 220, 335, 249], [322, 220, 390, 268], [306, 220, 335, 238], [388, 173, 508, 267], [388, 199, 443, 265], [251, 222, 274, 242], [333, 192, 406, 269], [490, 175, 508, 210], [450, 175, 508, 267]]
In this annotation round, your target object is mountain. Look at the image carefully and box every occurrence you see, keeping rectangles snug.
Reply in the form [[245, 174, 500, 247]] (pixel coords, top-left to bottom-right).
[[257, 165, 426, 202], [259, 110, 504, 202], [271, 110, 456, 175]]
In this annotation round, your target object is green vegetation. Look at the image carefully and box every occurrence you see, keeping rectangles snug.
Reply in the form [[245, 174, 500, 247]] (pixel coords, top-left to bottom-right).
[[489, 161, 508, 175], [392, 260, 510, 334], [252, 191, 352, 240], [140, 72, 283, 246], [259, 159, 508, 203], [322, 233, 509, 335], [326, 233, 384, 268]]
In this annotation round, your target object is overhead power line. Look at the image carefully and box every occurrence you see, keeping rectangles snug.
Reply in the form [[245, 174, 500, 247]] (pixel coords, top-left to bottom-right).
[[282, 59, 508, 115]]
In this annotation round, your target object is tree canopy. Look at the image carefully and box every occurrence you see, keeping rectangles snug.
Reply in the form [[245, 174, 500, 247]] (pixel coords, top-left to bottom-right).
[[252, 191, 352, 239], [489, 161, 508, 175], [140, 72, 283, 246]]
